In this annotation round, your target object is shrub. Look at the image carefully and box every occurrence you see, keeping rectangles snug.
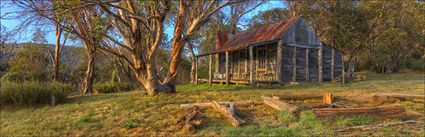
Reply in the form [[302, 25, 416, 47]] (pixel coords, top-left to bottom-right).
[[93, 82, 136, 94], [0, 81, 73, 106]]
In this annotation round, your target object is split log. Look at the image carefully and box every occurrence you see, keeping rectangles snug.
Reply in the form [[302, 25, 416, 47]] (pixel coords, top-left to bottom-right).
[[312, 104, 406, 120], [272, 94, 322, 101], [177, 106, 200, 132], [179, 100, 259, 109], [262, 96, 299, 114], [334, 120, 417, 132], [211, 101, 245, 127], [322, 93, 333, 105]]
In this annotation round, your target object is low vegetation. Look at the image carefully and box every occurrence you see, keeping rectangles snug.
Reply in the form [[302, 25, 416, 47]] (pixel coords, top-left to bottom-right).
[[93, 82, 138, 94], [0, 81, 73, 106], [0, 72, 423, 136]]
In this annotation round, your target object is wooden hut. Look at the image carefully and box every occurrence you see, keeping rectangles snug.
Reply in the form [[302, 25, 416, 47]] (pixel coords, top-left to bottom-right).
[[196, 16, 345, 85]]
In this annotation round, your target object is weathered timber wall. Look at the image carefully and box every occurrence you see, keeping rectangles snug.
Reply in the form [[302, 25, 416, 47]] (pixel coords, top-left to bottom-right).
[[308, 49, 319, 82], [282, 46, 294, 82], [322, 46, 332, 81], [334, 50, 343, 79], [296, 48, 306, 82]]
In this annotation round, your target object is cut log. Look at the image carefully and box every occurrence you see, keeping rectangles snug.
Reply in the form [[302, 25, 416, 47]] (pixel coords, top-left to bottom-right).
[[334, 120, 417, 132], [322, 93, 333, 105], [272, 94, 322, 101], [312, 104, 406, 120], [179, 100, 259, 109], [177, 106, 200, 132], [262, 96, 299, 114], [372, 94, 399, 105], [211, 101, 245, 127]]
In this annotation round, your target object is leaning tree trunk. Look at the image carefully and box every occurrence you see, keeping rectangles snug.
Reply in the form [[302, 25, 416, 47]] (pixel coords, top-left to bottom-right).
[[82, 50, 95, 95]]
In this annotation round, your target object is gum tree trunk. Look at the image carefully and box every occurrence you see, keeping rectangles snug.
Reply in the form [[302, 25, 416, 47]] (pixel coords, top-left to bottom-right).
[[82, 48, 95, 95]]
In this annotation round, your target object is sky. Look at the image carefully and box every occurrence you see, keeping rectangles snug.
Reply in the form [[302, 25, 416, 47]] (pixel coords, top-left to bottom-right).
[[1, 1, 286, 46]]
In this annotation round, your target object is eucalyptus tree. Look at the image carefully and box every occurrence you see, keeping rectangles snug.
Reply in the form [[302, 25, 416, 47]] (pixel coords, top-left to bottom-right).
[[97, 0, 243, 95]]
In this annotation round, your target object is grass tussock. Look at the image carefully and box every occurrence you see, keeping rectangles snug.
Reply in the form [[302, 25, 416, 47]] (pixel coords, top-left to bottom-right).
[[0, 81, 73, 106]]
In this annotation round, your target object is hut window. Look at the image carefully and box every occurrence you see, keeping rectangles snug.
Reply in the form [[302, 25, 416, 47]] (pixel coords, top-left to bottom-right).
[[257, 48, 267, 71]]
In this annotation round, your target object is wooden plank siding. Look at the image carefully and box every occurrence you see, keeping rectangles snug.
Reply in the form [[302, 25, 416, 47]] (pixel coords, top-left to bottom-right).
[[322, 46, 332, 81], [296, 47, 306, 82]]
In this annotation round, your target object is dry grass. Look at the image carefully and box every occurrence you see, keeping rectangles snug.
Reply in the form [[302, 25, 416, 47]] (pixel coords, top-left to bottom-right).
[[1, 71, 424, 136]]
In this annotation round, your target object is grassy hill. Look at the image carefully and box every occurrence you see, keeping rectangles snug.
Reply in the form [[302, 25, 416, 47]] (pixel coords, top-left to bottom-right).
[[1, 72, 424, 136]]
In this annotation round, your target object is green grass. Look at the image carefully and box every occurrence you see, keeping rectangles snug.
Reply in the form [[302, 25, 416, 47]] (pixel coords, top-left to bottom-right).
[[1, 72, 424, 136]]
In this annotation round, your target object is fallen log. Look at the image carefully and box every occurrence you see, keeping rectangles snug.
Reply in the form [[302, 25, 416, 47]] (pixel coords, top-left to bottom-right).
[[312, 104, 406, 120], [179, 100, 259, 109], [262, 96, 299, 114], [211, 101, 245, 127], [177, 106, 200, 132], [334, 120, 417, 132], [272, 94, 322, 101], [383, 93, 425, 100]]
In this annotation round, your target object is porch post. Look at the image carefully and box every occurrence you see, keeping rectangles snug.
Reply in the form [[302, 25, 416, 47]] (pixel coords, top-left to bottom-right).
[[342, 54, 345, 84], [249, 46, 254, 85], [225, 51, 229, 85], [276, 40, 283, 83], [331, 48, 335, 81], [318, 47, 323, 82], [195, 56, 198, 85], [292, 47, 297, 82], [306, 48, 309, 82], [208, 54, 213, 85]]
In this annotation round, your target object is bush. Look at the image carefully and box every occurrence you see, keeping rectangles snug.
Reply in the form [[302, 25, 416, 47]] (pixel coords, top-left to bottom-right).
[[93, 82, 136, 94], [0, 81, 73, 106]]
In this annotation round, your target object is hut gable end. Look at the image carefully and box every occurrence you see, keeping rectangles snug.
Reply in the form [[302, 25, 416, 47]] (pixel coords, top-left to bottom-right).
[[282, 17, 320, 46]]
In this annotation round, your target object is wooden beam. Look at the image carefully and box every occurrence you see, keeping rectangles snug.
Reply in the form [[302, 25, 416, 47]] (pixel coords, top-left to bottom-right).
[[225, 51, 229, 85], [249, 46, 254, 85], [262, 96, 299, 114], [342, 54, 345, 84], [195, 57, 198, 85], [312, 104, 406, 120], [306, 48, 309, 82], [208, 54, 213, 85], [318, 47, 323, 82], [276, 40, 283, 83], [292, 47, 297, 82], [331, 48, 335, 81]]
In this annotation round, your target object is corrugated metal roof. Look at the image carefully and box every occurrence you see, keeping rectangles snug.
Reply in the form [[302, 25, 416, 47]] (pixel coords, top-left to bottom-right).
[[215, 16, 301, 53]]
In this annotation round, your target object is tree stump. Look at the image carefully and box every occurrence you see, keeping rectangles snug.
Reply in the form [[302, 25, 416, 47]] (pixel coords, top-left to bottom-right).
[[322, 93, 333, 105], [177, 105, 200, 133]]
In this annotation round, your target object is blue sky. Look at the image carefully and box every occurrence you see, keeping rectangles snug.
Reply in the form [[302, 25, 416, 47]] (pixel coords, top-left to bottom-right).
[[1, 1, 286, 45]]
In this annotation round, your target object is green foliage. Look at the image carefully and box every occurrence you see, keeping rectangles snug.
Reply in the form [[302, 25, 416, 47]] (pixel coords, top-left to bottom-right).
[[74, 115, 91, 126], [93, 82, 137, 94], [334, 115, 377, 127], [223, 111, 328, 136], [277, 111, 297, 122], [0, 81, 73, 106], [5, 44, 50, 82], [123, 119, 141, 129]]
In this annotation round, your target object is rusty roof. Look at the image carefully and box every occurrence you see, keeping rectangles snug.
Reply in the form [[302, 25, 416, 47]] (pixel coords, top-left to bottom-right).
[[215, 16, 301, 53]]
